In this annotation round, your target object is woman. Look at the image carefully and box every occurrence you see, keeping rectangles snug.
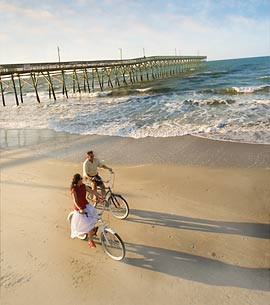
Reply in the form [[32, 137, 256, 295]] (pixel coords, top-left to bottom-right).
[[70, 173, 101, 248]]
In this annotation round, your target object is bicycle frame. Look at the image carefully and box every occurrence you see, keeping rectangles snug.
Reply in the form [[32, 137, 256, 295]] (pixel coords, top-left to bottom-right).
[[96, 218, 116, 240], [86, 171, 129, 220]]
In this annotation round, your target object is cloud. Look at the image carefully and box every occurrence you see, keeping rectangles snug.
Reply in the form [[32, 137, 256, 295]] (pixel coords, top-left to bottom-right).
[[0, 0, 269, 63], [0, 1, 55, 21]]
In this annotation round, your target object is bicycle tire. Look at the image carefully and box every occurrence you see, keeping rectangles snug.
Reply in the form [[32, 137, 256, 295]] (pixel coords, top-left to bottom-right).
[[100, 229, 126, 261], [108, 194, 129, 220]]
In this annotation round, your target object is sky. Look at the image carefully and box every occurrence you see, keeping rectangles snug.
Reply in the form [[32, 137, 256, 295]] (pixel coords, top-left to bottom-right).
[[0, 0, 269, 64]]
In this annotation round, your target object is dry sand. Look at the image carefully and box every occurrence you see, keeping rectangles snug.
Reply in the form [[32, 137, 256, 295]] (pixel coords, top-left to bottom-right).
[[1, 130, 270, 305]]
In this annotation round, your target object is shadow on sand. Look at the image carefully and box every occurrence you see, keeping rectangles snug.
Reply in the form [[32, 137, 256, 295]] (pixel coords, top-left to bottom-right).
[[123, 209, 269, 290], [127, 209, 270, 239], [124, 242, 269, 291]]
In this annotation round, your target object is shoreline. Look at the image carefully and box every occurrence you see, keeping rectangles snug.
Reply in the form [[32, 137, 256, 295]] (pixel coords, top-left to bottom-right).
[[1, 128, 270, 168]]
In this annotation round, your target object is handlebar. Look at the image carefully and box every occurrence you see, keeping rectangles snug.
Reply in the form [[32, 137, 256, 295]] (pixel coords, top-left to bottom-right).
[[102, 170, 114, 184], [90, 170, 114, 184]]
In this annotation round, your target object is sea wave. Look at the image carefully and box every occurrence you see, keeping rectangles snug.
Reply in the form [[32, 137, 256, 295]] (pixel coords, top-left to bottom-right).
[[49, 117, 270, 144], [1, 104, 269, 144], [135, 87, 153, 92], [253, 85, 270, 93], [199, 85, 269, 95], [257, 76, 270, 81], [133, 87, 173, 95], [108, 86, 174, 97], [183, 99, 236, 106], [88, 91, 112, 97], [201, 70, 229, 77]]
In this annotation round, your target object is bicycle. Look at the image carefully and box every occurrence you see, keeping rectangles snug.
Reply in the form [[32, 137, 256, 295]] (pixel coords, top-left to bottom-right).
[[87, 171, 129, 220], [67, 201, 126, 261]]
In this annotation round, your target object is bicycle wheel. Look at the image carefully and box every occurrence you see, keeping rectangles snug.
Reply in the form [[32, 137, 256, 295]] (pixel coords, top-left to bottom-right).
[[100, 229, 125, 261], [108, 194, 129, 219]]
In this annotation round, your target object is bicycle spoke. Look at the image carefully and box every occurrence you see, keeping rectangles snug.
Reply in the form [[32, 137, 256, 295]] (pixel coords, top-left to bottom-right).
[[108, 194, 129, 219], [100, 230, 125, 260]]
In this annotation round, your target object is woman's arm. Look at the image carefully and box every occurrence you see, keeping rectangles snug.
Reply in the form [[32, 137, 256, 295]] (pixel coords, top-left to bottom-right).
[[85, 185, 104, 200], [71, 191, 84, 214]]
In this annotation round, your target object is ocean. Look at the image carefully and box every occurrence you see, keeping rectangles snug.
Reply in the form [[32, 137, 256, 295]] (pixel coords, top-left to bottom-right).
[[1, 56, 269, 146]]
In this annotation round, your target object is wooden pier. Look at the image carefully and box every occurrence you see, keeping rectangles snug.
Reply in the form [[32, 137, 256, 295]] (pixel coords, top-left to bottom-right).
[[0, 55, 206, 106]]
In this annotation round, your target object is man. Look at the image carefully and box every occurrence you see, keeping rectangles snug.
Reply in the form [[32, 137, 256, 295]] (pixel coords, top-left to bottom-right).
[[83, 150, 113, 199]]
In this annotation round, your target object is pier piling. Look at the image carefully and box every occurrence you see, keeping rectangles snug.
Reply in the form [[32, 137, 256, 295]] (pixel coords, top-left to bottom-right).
[[0, 77, 5, 106], [0, 55, 206, 105]]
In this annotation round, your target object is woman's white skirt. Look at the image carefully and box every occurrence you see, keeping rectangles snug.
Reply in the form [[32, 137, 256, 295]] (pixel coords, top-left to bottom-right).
[[70, 204, 99, 238]]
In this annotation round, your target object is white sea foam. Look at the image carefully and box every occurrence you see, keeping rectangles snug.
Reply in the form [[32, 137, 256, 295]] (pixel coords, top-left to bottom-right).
[[135, 87, 153, 92], [89, 91, 112, 97], [1, 93, 269, 144], [232, 85, 266, 93], [257, 76, 270, 80]]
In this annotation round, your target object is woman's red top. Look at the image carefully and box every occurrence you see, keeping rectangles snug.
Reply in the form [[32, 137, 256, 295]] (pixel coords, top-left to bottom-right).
[[71, 184, 88, 210]]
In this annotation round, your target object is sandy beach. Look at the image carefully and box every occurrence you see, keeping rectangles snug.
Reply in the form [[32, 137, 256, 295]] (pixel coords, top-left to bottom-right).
[[1, 129, 270, 305]]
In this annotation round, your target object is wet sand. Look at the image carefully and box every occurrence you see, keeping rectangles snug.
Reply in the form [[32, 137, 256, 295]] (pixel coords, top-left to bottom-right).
[[1, 129, 270, 305], [1, 128, 270, 167]]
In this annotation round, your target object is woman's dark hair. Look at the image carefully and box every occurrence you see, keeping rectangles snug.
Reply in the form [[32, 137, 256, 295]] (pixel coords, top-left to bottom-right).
[[70, 173, 82, 190]]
